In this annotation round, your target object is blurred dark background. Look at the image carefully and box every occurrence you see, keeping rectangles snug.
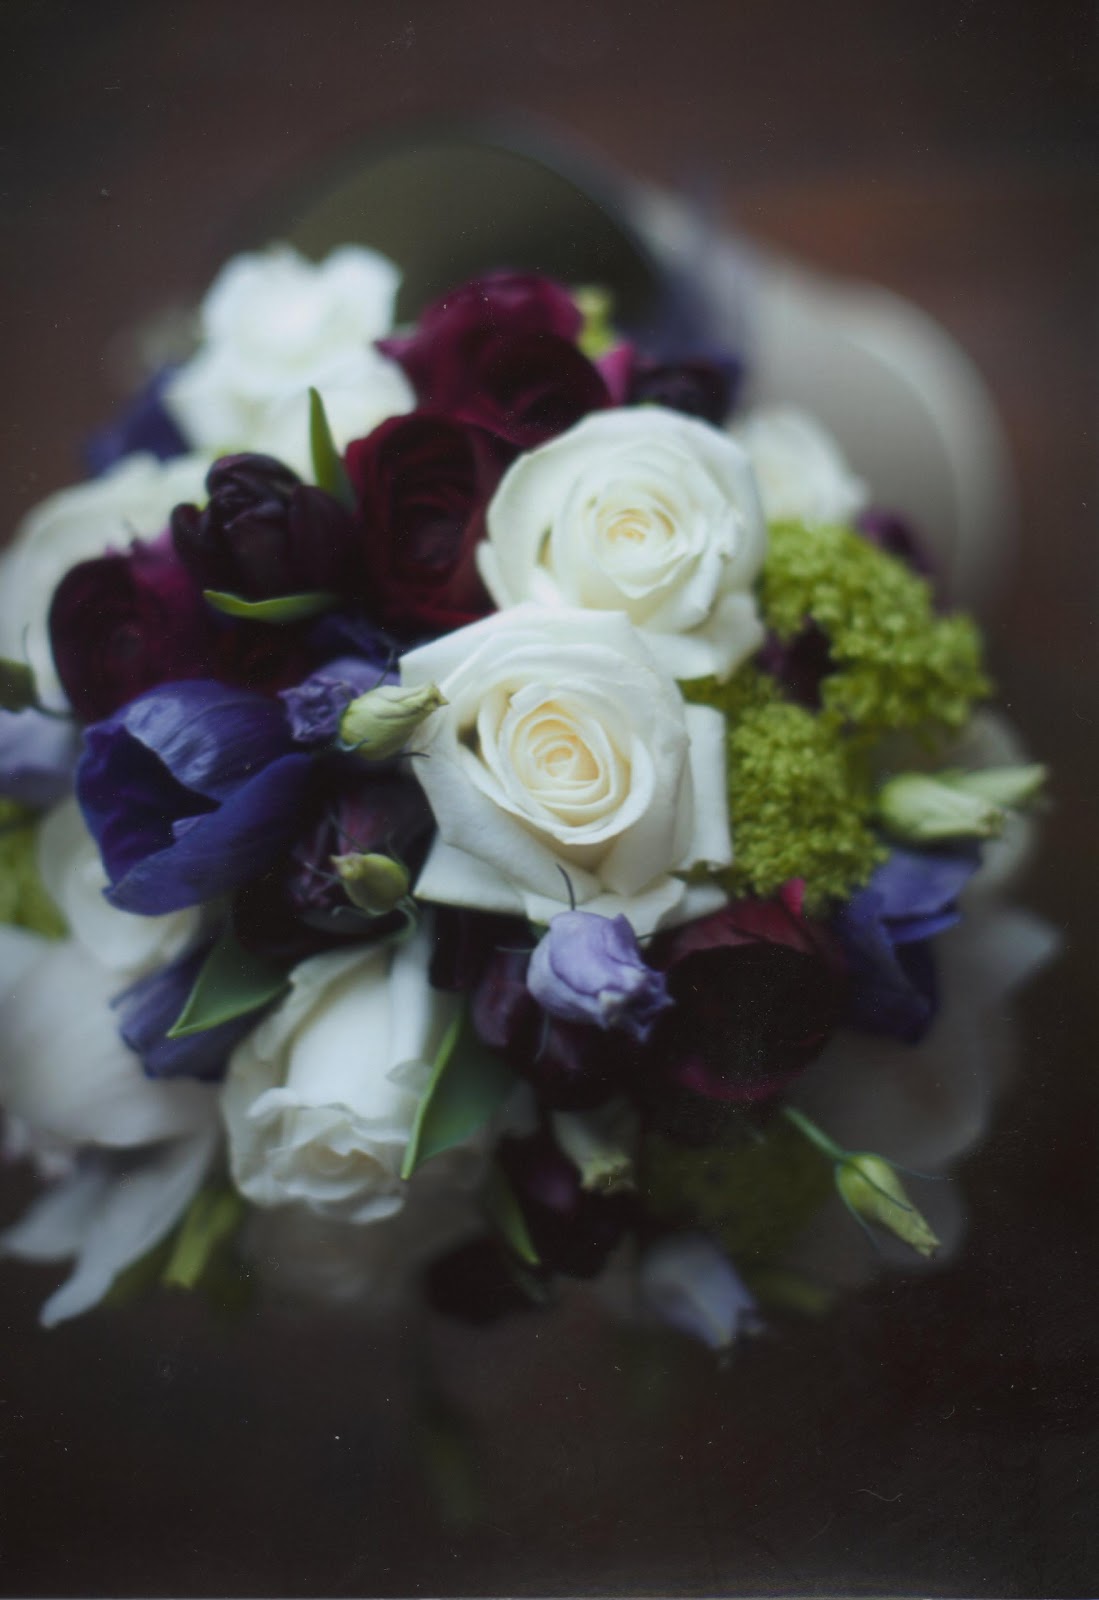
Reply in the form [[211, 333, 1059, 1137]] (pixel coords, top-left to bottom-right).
[[0, 2, 1096, 1595]]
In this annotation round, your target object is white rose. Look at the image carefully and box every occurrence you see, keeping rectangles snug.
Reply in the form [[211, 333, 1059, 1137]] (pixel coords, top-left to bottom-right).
[[37, 799, 200, 978], [731, 406, 869, 527], [222, 929, 463, 1223], [478, 409, 767, 683], [0, 452, 209, 708], [164, 244, 413, 475], [400, 606, 732, 934]]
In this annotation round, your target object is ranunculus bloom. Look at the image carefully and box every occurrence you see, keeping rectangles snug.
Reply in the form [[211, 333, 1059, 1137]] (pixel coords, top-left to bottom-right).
[[171, 453, 358, 600], [478, 409, 767, 683], [221, 929, 466, 1222], [0, 452, 209, 709], [163, 244, 412, 477], [345, 414, 500, 635], [400, 606, 732, 935], [527, 909, 672, 1042], [646, 883, 846, 1110], [379, 270, 609, 450], [76, 680, 313, 915], [48, 535, 216, 722], [731, 407, 868, 528]]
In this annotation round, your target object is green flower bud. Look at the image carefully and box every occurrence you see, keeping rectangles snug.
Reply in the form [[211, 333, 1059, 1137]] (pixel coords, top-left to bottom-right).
[[942, 762, 1048, 810], [877, 772, 1004, 842], [835, 1153, 939, 1258], [332, 851, 411, 915], [338, 682, 446, 761], [0, 656, 38, 713], [574, 285, 616, 358]]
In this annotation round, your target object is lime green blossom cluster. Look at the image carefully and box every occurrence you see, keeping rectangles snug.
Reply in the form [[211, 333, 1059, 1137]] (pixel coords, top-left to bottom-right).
[[0, 800, 66, 938], [684, 668, 885, 909], [761, 520, 989, 741]]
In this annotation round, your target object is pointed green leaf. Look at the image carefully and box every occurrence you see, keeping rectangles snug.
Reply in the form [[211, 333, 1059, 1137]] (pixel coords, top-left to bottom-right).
[[482, 1162, 541, 1266], [401, 1007, 516, 1179], [167, 924, 288, 1039], [308, 386, 355, 507], [0, 656, 37, 712], [162, 1186, 245, 1290], [203, 588, 337, 623]]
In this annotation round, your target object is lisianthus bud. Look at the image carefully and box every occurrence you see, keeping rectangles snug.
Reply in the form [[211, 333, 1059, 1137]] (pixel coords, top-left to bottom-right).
[[339, 682, 446, 760], [170, 452, 356, 600], [331, 851, 410, 916], [944, 763, 1048, 809], [877, 772, 1004, 842], [835, 1153, 940, 1258], [527, 910, 672, 1043]]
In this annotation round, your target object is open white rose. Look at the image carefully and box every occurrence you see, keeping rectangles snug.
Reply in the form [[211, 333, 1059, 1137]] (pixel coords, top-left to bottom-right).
[[222, 929, 463, 1223], [731, 406, 869, 527], [401, 606, 732, 934], [478, 409, 767, 683], [164, 244, 413, 475], [0, 452, 209, 708]]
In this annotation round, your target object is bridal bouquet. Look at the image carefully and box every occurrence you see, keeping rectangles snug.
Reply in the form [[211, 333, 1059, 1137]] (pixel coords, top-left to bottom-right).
[[0, 245, 1048, 1338]]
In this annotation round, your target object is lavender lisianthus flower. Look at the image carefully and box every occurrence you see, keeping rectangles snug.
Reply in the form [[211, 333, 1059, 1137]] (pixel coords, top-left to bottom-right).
[[640, 1233, 762, 1350], [279, 656, 389, 745], [833, 845, 980, 1042], [76, 680, 313, 915], [527, 909, 672, 1043]]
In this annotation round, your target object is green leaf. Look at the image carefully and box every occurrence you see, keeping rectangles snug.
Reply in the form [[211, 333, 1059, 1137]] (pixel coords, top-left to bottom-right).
[[162, 1186, 246, 1291], [308, 386, 355, 507], [483, 1162, 541, 1266], [0, 656, 37, 712], [203, 588, 337, 623], [401, 1007, 516, 1179], [167, 924, 288, 1039]]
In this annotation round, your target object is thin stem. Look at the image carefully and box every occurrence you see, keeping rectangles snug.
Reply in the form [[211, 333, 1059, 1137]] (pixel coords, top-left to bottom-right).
[[781, 1105, 848, 1164]]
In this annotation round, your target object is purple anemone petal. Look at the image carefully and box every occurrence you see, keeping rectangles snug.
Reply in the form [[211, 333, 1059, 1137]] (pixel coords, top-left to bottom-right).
[[112, 942, 260, 1081]]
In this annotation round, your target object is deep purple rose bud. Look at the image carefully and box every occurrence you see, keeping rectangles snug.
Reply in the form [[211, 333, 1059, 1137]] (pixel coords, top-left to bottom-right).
[[170, 453, 357, 600], [527, 910, 672, 1043], [278, 656, 390, 745]]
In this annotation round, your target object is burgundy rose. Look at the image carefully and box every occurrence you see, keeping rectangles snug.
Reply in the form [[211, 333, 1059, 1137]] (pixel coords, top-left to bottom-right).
[[345, 415, 499, 635], [48, 535, 215, 722], [378, 270, 609, 450], [646, 883, 847, 1115], [171, 453, 357, 601]]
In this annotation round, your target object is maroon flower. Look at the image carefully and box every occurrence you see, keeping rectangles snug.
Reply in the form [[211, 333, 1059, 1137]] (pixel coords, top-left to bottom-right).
[[345, 415, 499, 636], [646, 883, 847, 1113], [170, 453, 357, 601], [48, 535, 216, 722], [626, 354, 740, 426], [378, 271, 609, 450]]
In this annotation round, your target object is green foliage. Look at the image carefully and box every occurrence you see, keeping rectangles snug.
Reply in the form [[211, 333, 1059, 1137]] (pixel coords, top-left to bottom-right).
[[203, 588, 336, 623], [761, 520, 989, 741], [0, 802, 67, 938], [167, 922, 288, 1038], [401, 1007, 516, 1179]]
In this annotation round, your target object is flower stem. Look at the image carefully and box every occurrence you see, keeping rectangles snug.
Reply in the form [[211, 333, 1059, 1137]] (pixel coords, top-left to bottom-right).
[[781, 1105, 847, 1164]]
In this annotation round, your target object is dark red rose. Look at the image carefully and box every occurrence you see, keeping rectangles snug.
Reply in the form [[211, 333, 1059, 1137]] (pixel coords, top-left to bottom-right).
[[646, 883, 847, 1112], [171, 453, 357, 600], [48, 535, 215, 721], [378, 271, 610, 450], [497, 1126, 636, 1279], [346, 415, 500, 636]]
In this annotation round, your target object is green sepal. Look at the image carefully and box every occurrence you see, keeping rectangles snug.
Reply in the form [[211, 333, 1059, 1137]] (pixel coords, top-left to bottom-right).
[[482, 1162, 540, 1266], [308, 386, 355, 508], [162, 1185, 246, 1290], [167, 923, 288, 1039], [401, 1007, 516, 1179], [0, 657, 37, 712], [203, 588, 337, 623]]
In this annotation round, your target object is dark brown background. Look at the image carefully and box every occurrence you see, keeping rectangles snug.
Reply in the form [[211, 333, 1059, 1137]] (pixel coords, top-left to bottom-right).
[[0, 1, 1096, 1594]]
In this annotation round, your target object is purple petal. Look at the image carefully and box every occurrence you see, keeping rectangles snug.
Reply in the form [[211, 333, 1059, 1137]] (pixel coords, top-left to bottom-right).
[[640, 1234, 762, 1350], [0, 709, 79, 808], [868, 845, 980, 924], [279, 656, 385, 745], [114, 680, 293, 801], [111, 942, 259, 1081], [85, 368, 189, 476]]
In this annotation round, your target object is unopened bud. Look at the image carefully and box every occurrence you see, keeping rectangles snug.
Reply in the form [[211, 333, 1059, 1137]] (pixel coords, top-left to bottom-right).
[[943, 763, 1048, 811], [0, 657, 37, 713], [331, 851, 410, 915], [877, 772, 1004, 843], [835, 1153, 939, 1258], [338, 682, 446, 761]]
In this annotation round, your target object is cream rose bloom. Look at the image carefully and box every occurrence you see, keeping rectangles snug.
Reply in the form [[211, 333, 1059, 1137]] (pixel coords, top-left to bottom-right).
[[478, 409, 767, 683], [0, 452, 209, 707], [731, 406, 869, 527], [401, 606, 732, 934], [164, 244, 413, 476], [221, 929, 463, 1223]]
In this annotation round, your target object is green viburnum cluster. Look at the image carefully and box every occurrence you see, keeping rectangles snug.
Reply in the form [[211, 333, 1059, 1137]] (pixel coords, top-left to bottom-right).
[[684, 520, 990, 908], [761, 519, 989, 740], [0, 800, 66, 938]]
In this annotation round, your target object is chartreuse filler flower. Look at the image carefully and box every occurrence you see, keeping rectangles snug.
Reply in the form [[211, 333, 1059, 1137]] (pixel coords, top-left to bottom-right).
[[0, 245, 1048, 1345]]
